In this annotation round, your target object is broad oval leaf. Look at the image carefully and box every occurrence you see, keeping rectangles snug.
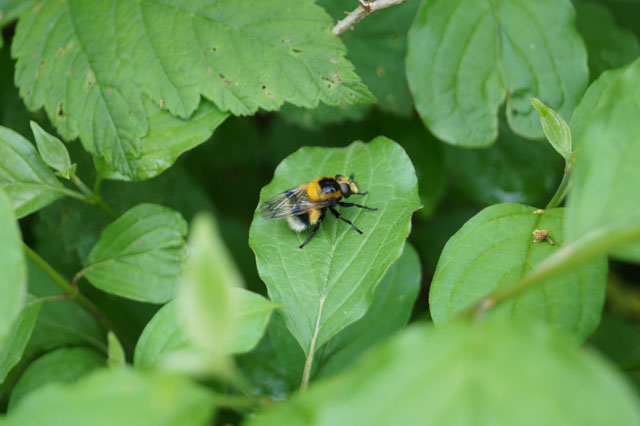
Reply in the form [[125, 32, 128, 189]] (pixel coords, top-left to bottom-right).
[[407, 0, 588, 146], [3, 368, 214, 426], [135, 289, 276, 369], [83, 204, 188, 304], [0, 298, 42, 384], [566, 58, 640, 262], [8, 347, 104, 410], [12, 0, 373, 178], [249, 137, 421, 356], [315, 243, 421, 379], [430, 203, 606, 341], [29, 121, 74, 179], [0, 188, 26, 344], [0, 126, 66, 218], [247, 321, 640, 426]]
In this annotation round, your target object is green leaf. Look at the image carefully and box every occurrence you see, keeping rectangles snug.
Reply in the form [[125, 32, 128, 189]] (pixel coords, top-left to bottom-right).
[[25, 259, 105, 355], [429, 203, 607, 341], [407, 0, 588, 146], [107, 332, 125, 368], [249, 137, 421, 357], [0, 126, 68, 218], [443, 119, 563, 207], [316, 243, 421, 378], [135, 289, 276, 369], [566, 58, 640, 262], [94, 99, 228, 181], [320, 0, 419, 117], [29, 121, 75, 179], [3, 368, 214, 426], [7, 347, 104, 411], [0, 0, 35, 27], [247, 321, 640, 426], [0, 299, 42, 384], [575, 1, 640, 80], [570, 67, 624, 145], [530, 98, 572, 162], [83, 204, 188, 304], [177, 214, 240, 356], [0, 188, 26, 344], [12, 0, 373, 178]]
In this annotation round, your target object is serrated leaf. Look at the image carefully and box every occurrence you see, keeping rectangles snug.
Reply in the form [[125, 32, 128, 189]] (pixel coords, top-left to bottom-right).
[[407, 0, 588, 146], [3, 368, 214, 426], [0, 298, 42, 384], [8, 347, 104, 410], [530, 98, 572, 162], [135, 289, 276, 370], [95, 99, 228, 181], [29, 121, 74, 179], [443, 119, 563, 207], [575, 1, 640, 80], [12, 0, 373, 178], [247, 321, 640, 426], [316, 243, 421, 379], [83, 204, 188, 304], [430, 204, 606, 341], [566, 58, 640, 262], [249, 137, 421, 357], [0, 188, 26, 344], [0, 126, 67, 218], [107, 332, 125, 368]]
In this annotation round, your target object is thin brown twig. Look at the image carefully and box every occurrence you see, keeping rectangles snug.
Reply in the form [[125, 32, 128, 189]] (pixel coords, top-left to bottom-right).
[[332, 0, 409, 36]]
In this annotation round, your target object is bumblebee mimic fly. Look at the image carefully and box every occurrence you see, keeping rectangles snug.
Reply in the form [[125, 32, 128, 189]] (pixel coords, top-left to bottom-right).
[[259, 174, 377, 249]]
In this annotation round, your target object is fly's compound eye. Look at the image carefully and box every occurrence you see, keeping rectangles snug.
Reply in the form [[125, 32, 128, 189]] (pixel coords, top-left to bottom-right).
[[339, 182, 351, 197]]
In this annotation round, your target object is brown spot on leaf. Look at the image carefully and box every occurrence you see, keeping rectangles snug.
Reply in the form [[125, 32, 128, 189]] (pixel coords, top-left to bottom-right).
[[57, 102, 65, 118], [292, 48, 303, 54], [212, 46, 218, 52], [219, 73, 232, 86], [33, 3, 42, 14], [85, 70, 95, 90], [376, 66, 386, 78], [159, 99, 165, 108]]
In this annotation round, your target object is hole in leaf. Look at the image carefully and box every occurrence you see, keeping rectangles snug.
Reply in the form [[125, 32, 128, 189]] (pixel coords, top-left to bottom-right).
[[212, 46, 218, 52], [57, 102, 65, 118], [218, 73, 232, 86], [262, 85, 275, 100], [292, 48, 303, 54]]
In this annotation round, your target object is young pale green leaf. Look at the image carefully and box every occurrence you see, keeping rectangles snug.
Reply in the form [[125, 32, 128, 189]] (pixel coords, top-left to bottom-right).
[[316, 243, 421, 378], [575, 1, 640, 79], [530, 98, 572, 162], [443, 119, 563, 207], [12, 0, 373, 179], [134, 289, 276, 369], [29, 121, 74, 179], [8, 347, 104, 410], [94, 99, 228, 181], [566, 58, 640, 262], [3, 368, 214, 426], [407, 0, 587, 146], [107, 332, 125, 368], [0, 299, 42, 384], [176, 214, 243, 362], [0, 126, 67, 218], [249, 137, 421, 357], [430, 204, 607, 341], [0, 189, 26, 344], [83, 204, 188, 304], [247, 320, 640, 426]]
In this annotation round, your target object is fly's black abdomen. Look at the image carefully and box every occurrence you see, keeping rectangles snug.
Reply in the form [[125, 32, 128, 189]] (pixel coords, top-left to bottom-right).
[[318, 178, 340, 194]]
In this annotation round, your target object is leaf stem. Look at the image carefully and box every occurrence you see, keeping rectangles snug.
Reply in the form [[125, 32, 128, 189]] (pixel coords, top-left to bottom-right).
[[460, 210, 640, 319], [332, 0, 409, 36], [545, 165, 571, 209], [301, 295, 326, 390], [71, 174, 117, 219], [22, 242, 133, 352]]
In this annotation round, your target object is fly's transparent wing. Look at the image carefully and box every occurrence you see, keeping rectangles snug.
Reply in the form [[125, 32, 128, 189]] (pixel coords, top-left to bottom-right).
[[259, 185, 334, 220]]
